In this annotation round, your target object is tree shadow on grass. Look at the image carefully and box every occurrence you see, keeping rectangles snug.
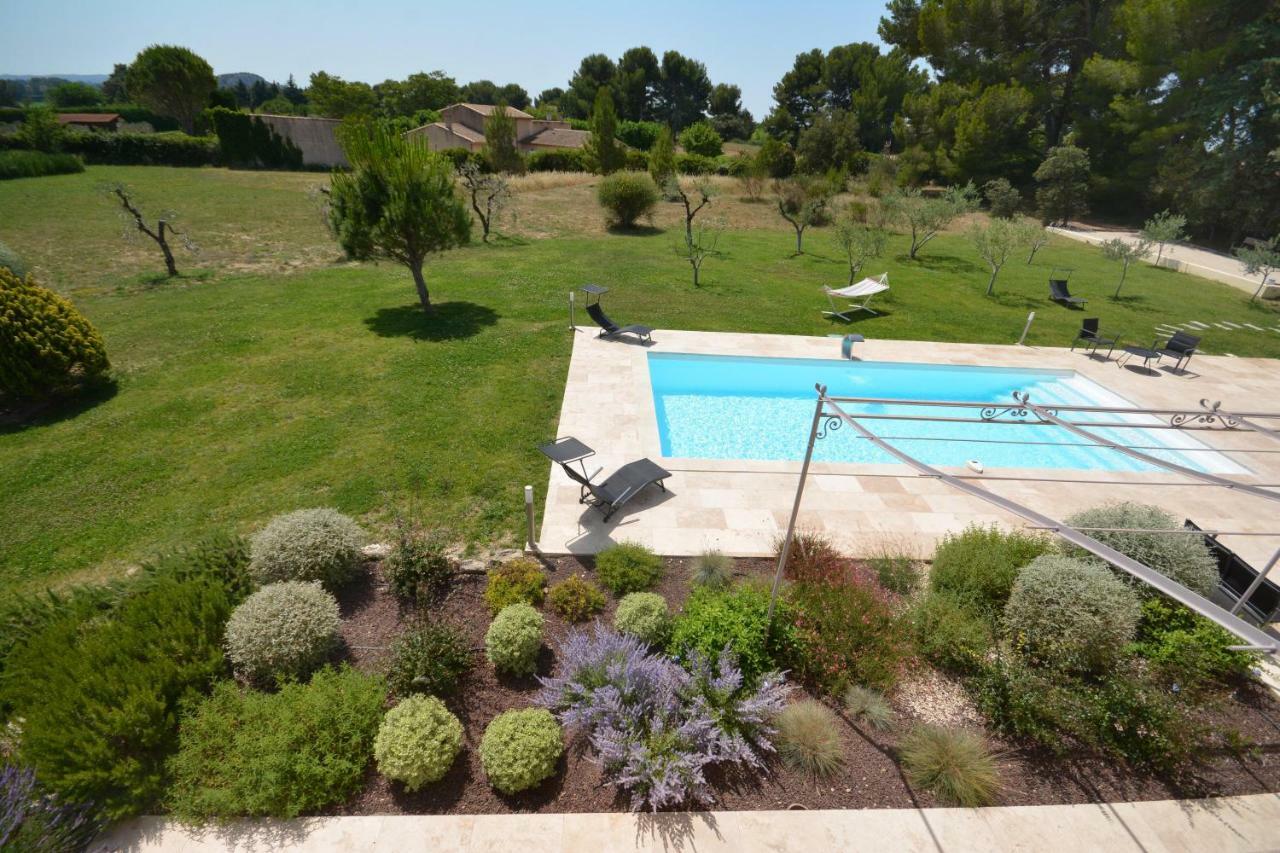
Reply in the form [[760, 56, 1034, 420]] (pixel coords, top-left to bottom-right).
[[605, 223, 666, 237], [897, 252, 982, 275], [0, 379, 118, 435], [364, 301, 499, 342]]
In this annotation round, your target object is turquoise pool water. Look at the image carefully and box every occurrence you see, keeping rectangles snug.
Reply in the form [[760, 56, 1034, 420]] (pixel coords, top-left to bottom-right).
[[648, 353, 1244, 474]]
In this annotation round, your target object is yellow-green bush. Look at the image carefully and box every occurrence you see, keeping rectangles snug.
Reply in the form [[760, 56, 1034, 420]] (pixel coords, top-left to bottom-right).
[[484, 603, 544, 677], [479, 708, 563, 795], [374, 695, 463, 790], [0, 268, 109, 398]]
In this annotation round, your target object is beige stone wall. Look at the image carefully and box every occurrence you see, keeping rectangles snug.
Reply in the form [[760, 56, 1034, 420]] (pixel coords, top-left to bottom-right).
[[255, 115, 347, 168]]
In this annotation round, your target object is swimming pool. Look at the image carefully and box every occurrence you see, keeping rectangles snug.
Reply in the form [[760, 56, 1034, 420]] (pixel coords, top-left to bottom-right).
[[647, 352, 1245, 474]]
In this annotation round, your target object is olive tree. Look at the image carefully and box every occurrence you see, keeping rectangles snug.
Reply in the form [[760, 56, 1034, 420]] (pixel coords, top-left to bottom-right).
[[774, 177, 833, 255], [883, 183, 978, 259], [673, 218, 722, 287], [969, 217, 1020, 296], [457, 162, 510, 243], [832, 208, 888, 284], [104, 183, 195, 277], [1140, 210, 1186, 267], [1100, 237, 1152, 298], [1236, 236, 1280, 303], [327, 121, 471, 312]]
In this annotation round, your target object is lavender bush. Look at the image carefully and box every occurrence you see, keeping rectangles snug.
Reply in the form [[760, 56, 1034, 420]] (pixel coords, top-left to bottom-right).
[[538, 625, 788, 811], [0, 764, 102, 852]]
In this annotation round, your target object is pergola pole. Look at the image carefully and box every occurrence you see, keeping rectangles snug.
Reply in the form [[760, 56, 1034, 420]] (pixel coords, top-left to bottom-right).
[[1229, 545, 1280, 617], [767, 384, 827, 626]]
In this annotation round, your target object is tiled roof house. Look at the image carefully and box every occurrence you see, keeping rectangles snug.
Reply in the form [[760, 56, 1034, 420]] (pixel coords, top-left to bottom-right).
[[406, 103, 589, 153]]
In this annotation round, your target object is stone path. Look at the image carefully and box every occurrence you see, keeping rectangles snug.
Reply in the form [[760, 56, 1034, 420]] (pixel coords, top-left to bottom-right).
[[92, 794, 1280, 852]]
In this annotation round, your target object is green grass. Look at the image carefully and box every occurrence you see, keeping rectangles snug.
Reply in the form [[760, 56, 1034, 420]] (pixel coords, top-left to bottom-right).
[[0, 166, 1277, 594]]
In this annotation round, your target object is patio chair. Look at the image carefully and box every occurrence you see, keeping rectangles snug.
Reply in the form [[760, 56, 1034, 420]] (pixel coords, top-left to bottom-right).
[[823, 273, 890, 320], [1070, 318, 1120, 359], [538, 436, 671, 522], [1049, 278, 1087, 307], [1185, 520, 1280, 623], [580, 283, 653, 343], [1156, 331, 1200, 372]]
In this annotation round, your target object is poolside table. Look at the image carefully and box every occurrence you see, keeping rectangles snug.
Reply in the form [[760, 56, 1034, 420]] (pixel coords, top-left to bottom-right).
[[1118, 345, 1161, 374]]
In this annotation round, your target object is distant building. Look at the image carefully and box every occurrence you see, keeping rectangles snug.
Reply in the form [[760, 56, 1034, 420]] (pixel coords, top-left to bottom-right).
[[406, 103, 589, 153], [56, 113, 120, 132], [254, 114, 348, 168]]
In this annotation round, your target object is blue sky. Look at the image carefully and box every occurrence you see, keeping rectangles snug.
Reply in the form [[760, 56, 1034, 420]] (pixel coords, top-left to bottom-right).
[[0, 0, 890, 118]]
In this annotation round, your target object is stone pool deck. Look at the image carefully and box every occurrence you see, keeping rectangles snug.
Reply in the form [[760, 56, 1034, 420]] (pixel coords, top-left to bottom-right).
[[92, 793, 1280, 851], [538, 330, 1280, 566]]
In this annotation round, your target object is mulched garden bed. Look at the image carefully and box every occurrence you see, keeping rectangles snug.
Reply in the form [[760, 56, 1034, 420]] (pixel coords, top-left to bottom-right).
[[333, 555, 1280, 815]]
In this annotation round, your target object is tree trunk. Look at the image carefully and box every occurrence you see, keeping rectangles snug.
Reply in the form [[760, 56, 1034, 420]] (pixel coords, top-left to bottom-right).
[[692, 261, 700, 287], [157, 222, 178, 277], [411, 262, 431, 311], [985, 268, 998, 296], [1115, 263, 1128, 298], [794, 225, 804, 254]]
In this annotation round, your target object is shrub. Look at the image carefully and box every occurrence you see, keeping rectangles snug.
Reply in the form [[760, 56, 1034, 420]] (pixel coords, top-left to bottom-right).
[[0, 150, 84, 180], [384, 525, 454, 601], [0, 241, 24, 276], [386, 622, 472, 698], [678, 121, 723, 157], [527, 148, 587, 172], [169, 666, 384, 819], [2, 575, 233, 820], [669, 584, 795, 686], [547, 574, 606, 622], [224, 581, 341, 684], [437, 146, 487, 171], [843, 685, 895, 731], [624, 148, 649, 171], [538, 625, 788, 810], [374, 695, 463, 791], [596, 541, 664, 595], [0, 765, 103, 853], [983, 177, 1022, 218], [62, 131, 219, 167], [248, 507, 365, 588], [596, 171, 658, 227], [614, 592, 671, 645], [484, 558, 547, 614], [674, 152, 717, 175], [479, 708, 563, 795], [788, 576, 908, 694], [1004, 555, 1140, 674], [618, 119, 663, 151], [908, 591, 992, 675], [869, 547, 920, 596], [777, 530, 846, 584], [485, 603, 544, 677], [756, 138, 795, 178], [1131, 598, 1256, 692], [899, 726, 999, 807], [775, 700, 844, 777], [929, 525, 1052, 616], [689, 550, 732, 590], [1063, 503, 1217, 597], [0, 268, 109, 399], [977, 655, 1201, 772]]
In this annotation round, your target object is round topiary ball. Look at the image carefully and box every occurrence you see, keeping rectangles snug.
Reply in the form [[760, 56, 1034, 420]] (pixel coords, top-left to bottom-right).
[[225, 580, 340, 683], [614, 592, 671, 645], [374, 695, 463, 791], [1063, 502, 1217, 597], [249, 508, 365, 588], [1003, 555, 1140, 673], [479, 708, 563, 795], [485, 603, 544, 677]]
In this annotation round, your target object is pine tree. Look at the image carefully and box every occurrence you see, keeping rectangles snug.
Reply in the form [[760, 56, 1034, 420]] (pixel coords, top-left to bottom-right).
[[649, 125, 676, 186], [482, 102, 525, 174]]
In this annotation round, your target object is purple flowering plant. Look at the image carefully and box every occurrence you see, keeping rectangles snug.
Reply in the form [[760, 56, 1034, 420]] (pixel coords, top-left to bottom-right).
[[538, 624, 789, 811], [0, 764, 102, 852]]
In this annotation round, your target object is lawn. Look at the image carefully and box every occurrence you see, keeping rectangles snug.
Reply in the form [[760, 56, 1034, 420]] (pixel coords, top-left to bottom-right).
[[2, 165, 1278, 594]]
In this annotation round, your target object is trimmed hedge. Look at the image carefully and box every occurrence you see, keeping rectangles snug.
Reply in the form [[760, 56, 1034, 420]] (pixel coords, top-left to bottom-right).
[[528, 148, 588, 172], [0, 150, 84, 180], [209, 108, 302, 169], [62, 131, 219, 166]]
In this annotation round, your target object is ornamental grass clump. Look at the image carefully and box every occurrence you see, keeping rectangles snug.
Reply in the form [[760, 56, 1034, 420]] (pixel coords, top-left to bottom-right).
[[1064, 502, 1217, 597], [843, 685, 895, 732], [1003, 555, 1140, 674], [775, 700, 844, 777], [248, 508, 364, 589], [386, 622, 472, 698], [374, 695, 463, 791], [225, 581, 340, 684], [479, 708, 563, 795], [484, 558, 547, 614], [595, 542, 664, 595], [688, 550, 732, 590], [614, 592, 671, 646], [899, 725, 1000, 807], [538, 624, 789, 811], [547, 574, 606, 622], [485, 603, 544, 677]]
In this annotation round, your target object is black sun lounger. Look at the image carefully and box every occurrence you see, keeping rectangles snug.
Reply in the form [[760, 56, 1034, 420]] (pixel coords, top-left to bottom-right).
[[1157, 331, 1200, 372], [539, 436, 671, 521], [586, 302, 654, 343], [1049, 278, 1087, 306]]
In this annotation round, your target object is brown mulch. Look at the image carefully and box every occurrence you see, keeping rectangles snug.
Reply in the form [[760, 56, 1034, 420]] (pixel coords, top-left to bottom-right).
[[332, 555, 1280, 815]]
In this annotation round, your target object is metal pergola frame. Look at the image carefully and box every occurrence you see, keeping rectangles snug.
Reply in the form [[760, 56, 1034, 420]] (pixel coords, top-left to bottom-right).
[[767, 386, 1280, 654]]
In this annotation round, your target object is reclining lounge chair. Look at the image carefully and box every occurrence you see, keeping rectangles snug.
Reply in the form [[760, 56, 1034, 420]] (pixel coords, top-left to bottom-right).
[[580, 283, 654, 343], [1049, 278, 1087, 307], [539, 436, 671, 522]]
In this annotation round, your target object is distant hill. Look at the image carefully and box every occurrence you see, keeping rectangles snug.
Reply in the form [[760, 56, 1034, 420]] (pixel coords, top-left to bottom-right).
[[217, 72, 266, 89], [0, 74, 108, 84]]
